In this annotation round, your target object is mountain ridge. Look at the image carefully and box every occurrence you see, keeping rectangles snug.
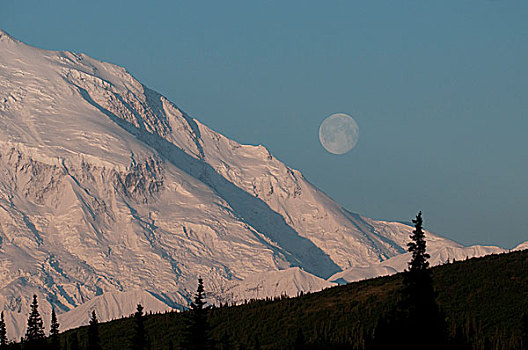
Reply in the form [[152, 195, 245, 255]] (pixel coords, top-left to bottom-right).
[[0, 29, 508, 339]]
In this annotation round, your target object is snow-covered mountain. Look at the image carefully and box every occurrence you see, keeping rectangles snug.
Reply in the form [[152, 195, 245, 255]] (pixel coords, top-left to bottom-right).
[[0, 29, 506, 339], [514, 241, 528, 251], [330, 244, 506, 284]]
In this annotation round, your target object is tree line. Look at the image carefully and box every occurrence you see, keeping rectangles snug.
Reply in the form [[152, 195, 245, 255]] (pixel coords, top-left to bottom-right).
[[0, 296, 147, 350], [1, 212, 527, 349]]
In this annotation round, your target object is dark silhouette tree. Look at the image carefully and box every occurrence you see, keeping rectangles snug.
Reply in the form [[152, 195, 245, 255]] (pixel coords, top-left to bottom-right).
[[183, 277, 212, 350], [406, 211, 430, 272], [132, 304, 147, 350], [49, 308, 60, 350], [87, 310, 102, 350], [0, 311, 7, 349], [24, 295, 45, 349], [402, 211, 447, 349], [373, 212, 447, 350]]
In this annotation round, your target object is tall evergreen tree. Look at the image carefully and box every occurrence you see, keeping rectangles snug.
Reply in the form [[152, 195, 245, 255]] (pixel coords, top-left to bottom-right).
[[373, 212, 447, 350], [132, 304, 147, 350], [406, 211, 430, 272], [0, 311, 7, 349], [49, 308, 60, 350], [87, 310, 102, 350], [403, 212, 447, 349], [24, 295, 45, 349], [183, 278, 211, 350]]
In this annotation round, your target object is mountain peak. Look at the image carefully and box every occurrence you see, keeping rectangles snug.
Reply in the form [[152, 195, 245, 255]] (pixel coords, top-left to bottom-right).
[[0, 29, 496, 340]]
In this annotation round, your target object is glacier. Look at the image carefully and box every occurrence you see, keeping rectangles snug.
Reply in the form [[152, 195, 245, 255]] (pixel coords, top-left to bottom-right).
[[0, 29, 514, 339]]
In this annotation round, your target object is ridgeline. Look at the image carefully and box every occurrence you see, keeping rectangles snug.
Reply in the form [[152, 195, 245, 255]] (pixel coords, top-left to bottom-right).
[[53, 249, 528, 349]]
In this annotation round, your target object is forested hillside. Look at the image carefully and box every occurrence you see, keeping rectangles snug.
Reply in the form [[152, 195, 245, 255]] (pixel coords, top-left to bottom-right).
[[49, 249, 528, 349]]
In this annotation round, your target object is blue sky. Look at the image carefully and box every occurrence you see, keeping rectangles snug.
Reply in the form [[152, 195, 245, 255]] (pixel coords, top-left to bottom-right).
[[2, 0, 527, 248]]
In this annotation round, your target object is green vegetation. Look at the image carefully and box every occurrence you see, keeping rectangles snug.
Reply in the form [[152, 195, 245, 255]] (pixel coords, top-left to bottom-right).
[[5, 210, 528, 350], [44, 248, 528, 349]]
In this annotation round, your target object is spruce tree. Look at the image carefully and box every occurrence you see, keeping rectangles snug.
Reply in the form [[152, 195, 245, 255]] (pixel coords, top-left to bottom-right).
[[132, 304, 147, 350], [87, 310, 102, 350], [0, 311, 7, 349], [25, 295, 45, 349], [401, 212, 447, 349], [183, 278, 211, 350], [49, 308, 60, 350], [406, 211, 430, 272], [373, 212, 447, 350]]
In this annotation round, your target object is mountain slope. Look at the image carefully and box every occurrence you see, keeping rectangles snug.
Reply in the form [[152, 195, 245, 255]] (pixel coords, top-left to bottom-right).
[[330, 244, 506, 283], [59, 249, 528, 350], [0, 29, 503, 339]]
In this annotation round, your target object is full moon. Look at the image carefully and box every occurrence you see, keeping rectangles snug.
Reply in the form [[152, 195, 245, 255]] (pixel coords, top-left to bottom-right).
[[319, 113, 359, 154]]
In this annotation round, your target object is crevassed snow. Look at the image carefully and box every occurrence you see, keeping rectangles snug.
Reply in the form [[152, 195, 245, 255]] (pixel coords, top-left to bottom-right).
[[0, 29, 507, 339], [209, 267, 336, 303]]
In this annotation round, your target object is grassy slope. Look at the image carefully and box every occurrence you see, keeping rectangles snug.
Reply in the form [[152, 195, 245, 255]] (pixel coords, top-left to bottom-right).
[[60, 249, 528, 349]]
